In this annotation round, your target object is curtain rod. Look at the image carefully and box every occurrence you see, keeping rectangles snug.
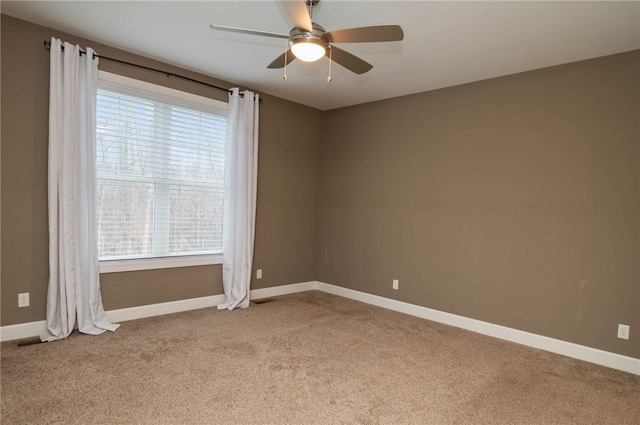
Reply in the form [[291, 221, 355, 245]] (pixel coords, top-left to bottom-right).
[[43, 40, 260, 101]]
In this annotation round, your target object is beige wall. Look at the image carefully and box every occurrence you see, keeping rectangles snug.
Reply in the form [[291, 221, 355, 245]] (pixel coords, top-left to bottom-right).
[[1, 15, 322, 325], [317, 50, 640, 358]]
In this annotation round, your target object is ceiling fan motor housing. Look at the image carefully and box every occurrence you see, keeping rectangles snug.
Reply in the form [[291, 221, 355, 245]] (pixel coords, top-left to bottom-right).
[[288, 23, 329, 51]]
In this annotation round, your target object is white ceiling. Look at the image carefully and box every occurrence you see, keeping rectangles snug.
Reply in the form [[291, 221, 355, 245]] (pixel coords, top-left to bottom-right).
[[2, 1, 638, 110]]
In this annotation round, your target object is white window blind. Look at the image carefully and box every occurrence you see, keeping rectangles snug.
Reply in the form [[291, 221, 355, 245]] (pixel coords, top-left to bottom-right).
[[96, 72, 227, 261]]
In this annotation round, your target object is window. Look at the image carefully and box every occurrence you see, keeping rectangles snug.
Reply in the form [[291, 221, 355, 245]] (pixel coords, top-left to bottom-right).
[[96, 72, 227, 272]]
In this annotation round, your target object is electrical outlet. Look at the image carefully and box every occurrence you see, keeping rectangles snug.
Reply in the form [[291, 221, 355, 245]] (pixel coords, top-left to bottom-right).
[[256, 269, 262, 279], [18, 293, 30, 308], [392, 279, 399, 290], [617, 324, 630, 340]]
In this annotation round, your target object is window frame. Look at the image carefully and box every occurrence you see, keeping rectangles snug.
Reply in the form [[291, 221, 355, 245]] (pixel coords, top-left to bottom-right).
[[96, 71, 227, 274]]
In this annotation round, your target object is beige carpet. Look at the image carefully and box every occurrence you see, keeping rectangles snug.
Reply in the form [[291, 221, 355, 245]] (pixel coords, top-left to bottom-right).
[[1, 291, 638, 424]]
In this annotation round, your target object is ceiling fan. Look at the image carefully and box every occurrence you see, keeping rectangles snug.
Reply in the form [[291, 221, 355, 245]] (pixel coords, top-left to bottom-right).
[[209, 0, 404, 76]]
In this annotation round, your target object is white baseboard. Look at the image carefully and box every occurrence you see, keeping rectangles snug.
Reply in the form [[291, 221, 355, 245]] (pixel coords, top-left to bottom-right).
[[314, 281, 640, 376], [0, 296, 227, 342], [2, 280, 638, 375], [250, 281, 316, 300], [106, 294, 226, 323], [0, 320, 48, 343], [0, 282, 314, 342], [105, 281, 316, 324]]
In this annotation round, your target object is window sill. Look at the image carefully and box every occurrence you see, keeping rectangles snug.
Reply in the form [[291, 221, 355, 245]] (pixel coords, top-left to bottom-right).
[[99, 254, 223, 274]]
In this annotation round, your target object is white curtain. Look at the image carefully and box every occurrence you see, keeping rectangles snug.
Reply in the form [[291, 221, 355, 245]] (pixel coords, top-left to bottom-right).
[[41, 38, 119, 342], [218, 89, 260, 310]]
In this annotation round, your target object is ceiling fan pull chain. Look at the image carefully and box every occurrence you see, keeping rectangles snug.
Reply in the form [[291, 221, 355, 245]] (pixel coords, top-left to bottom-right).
[[327, 46, 333, 83], [283, 47, 288, 80]]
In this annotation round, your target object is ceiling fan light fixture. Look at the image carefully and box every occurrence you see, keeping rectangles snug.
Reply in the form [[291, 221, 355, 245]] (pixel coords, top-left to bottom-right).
[[290, 38, 326, 62]]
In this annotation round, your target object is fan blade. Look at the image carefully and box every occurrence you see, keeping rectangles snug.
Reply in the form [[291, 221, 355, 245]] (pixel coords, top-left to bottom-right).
[[327, 46, 372, 74], [267, 49, 296, 69], [209, 24, 288, 39], [279, 0, 313, 32], [326, 25, 404, 43]]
